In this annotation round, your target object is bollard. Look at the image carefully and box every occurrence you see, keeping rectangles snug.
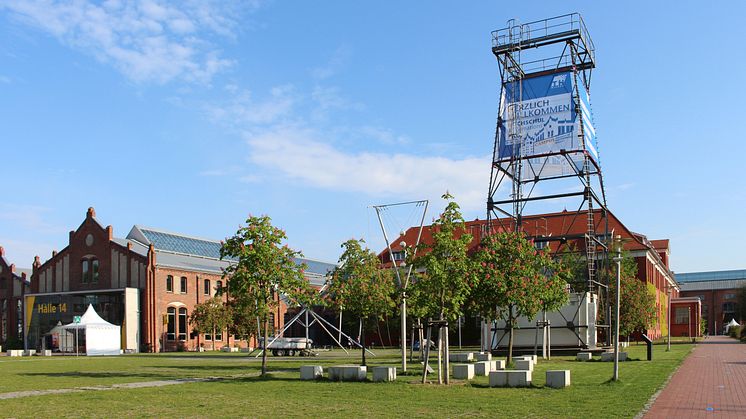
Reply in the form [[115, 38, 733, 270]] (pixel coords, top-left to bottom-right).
[[641, 334, 652, 361]]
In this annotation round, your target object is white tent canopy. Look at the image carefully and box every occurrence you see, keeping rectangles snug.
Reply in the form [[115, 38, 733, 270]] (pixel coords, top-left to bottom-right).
[[725, 318, 740, 334], [62, 304, 121, 356]]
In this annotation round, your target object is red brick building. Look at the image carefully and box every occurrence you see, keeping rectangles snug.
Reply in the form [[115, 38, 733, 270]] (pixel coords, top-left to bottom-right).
[[0, 247, 30, 348], [23, 208, 335, 353], [380, 209, 678, 340], [676, 270, 746, 335], [669, 297, 702, 338]]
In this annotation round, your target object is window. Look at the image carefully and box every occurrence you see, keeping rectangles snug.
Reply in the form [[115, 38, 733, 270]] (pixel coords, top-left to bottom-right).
[[166, 275, 173, 292], [268, 313, 275, 333], [724, 293, 736, 300], [216, 280, 222, 294], [166, 307, 176, 341], [215, 330, 222, 341], [392, 251, 405, 262], [1, 299, 6, 341], [91, 259, 99, 282], [180, 277, 187, 293], [81, 258, 99, 283], [205, 331, 212, 341], [204, 279, 211, 296], [81, 260, 90, 284], [723, 302, 736, 313], [674, 307, 690, 325], [16, 300, 22, 337], [178, 308, 187, 341]]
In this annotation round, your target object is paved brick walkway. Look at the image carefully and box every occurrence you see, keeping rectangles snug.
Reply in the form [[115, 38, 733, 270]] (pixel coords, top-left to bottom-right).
[[645, 336, 746, 418]]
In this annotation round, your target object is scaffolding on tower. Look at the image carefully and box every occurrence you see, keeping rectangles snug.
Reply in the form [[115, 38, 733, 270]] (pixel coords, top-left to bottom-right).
[[486, 13, 612, 347]]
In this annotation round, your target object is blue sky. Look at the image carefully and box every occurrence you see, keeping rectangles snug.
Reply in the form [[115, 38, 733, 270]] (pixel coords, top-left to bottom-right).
[[1, 1, 744, 273]]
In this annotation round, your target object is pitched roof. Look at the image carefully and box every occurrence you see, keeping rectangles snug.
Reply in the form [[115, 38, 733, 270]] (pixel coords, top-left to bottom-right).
[[679, 279, 746, 291], [125, 225, 336, 276]]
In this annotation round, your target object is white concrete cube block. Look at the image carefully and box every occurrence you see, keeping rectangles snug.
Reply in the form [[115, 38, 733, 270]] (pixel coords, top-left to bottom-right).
[[474, 361, 492, 376], [39, 350, 52, 356], [8, 349, 23, 357], [601, 352, 627, 362], [452, 363, 475, 380], [328, 366, 341, 381], [576, 352, 593, 361], [546, 370, 571, 388], [494, 359, 506, 370], [475, 352, 492, 361], [300, 365, 323, 380], [489, 370, 532, 387], [449, 352, 474, 363], [514, 359, 533, 371], [372, 366, 396, 382], [515, 355, 537, 365], [24, 349, 36, 356], [330, 365, 367, 381]]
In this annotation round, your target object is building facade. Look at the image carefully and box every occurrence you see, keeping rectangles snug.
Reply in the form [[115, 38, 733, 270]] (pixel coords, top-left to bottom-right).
[[24, 208, 335, 353], [0, 247, 30, 348], [676, 269, 746, 335], [669, 297, 702, 338], [380, 209, 678, 340]]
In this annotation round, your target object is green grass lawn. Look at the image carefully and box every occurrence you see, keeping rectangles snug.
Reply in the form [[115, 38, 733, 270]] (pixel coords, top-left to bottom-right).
[[0, 343, 692, 418]]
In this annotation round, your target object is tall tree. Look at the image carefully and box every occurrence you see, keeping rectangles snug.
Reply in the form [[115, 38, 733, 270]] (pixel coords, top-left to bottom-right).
[[409, 193, 474, 384], [471, 232, 567, 364], [220, 215, 315, 376], [327, 239, 395, 366], [189, 297, 232, 351], [606, 251, 656, 338]]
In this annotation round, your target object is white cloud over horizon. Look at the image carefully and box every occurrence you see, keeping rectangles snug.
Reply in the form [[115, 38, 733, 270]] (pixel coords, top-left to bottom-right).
[[1, 0, 254, 84], [245, 125, 491, 212]]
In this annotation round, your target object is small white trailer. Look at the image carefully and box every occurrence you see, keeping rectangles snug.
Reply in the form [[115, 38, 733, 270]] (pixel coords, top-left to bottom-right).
[[258, 337, 314, 356]]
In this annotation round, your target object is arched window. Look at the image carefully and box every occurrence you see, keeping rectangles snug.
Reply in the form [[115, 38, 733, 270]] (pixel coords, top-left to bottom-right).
[[81, 257, 99, 283], [166, 307, 176, 341], [178, 308, 187, 341]]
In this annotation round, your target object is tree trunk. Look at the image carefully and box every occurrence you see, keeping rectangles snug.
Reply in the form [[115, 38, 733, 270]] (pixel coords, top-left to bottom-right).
[[507, 306, 514, 366], [212, 327, 216, 351], [436, 325, 442, 385], [262, 317, 269, 376], [444, 322, 450, 385], [361, 317, 367, 366], [422, 321, 432, 384]]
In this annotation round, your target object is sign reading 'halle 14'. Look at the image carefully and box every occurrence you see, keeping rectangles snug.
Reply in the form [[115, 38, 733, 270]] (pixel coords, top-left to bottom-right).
[[36, 303, 68, 314]]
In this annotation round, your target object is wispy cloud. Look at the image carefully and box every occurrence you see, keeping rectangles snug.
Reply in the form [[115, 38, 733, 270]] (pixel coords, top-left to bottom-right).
[[245, 125, 490, 211], [206, 84, 298, 126], [311, 45, 351, 80], [1, 0, 257, 84]]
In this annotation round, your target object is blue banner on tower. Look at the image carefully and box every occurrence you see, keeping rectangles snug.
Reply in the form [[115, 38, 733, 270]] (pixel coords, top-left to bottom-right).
[[497, 71, 598, 180]]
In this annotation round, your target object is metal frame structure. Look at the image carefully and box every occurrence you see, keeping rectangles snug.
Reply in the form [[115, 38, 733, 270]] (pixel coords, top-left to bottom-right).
[[486, 13, 612, 347]]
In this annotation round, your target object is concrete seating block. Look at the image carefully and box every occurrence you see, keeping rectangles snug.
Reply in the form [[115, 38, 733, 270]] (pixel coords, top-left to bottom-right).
[[475, 352, 492, 361], [489, 370, 532, 387], [38, 350, 52, 356], [546, 370, 571, 388], [601, 352, 627, 362], [372, 366, 397, 382], [576, 352, 593, 361], [8, 349, 23, 357], [494, 359, 506, 370], [300, 365, 323, 380], [221, 346, 239, 353], [474, 361, 493, 376], [452, 363, 475, 380], [329, 365, 367, 381], [449, 352, 474, 363], [514, 359, 533, 371], [24, 349, 36, 356], [515, 355, 537, 365]]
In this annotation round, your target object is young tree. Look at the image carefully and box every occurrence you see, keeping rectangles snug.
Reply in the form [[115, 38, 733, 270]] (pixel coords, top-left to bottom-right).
[[606, 251, 656, 339], [189, 297, 232, 351], [327, 239, 396, 366], [471, 232, 567, 364], [220, 215, 315, 376], [409, 193, 474, 384]]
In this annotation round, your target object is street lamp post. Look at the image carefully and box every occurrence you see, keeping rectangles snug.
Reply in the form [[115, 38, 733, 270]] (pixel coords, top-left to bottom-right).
[[667, 285, 671, 352], [613, 237, 622, 382]]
